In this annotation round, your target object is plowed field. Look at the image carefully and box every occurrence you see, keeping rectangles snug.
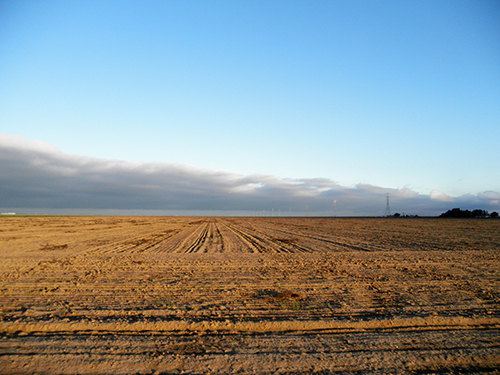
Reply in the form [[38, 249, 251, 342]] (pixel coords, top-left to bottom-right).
[[1, 216, 499, 374]]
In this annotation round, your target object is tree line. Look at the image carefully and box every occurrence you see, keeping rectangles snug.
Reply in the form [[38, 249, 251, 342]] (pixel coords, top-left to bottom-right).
[[439, 208, 499, 218]]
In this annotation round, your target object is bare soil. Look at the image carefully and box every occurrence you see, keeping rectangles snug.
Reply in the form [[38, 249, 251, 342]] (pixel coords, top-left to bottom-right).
[[1, 216, 499, 374]]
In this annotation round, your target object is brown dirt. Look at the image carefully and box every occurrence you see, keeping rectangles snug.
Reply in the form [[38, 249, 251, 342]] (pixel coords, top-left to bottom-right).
[[0, 216, 499, 374]]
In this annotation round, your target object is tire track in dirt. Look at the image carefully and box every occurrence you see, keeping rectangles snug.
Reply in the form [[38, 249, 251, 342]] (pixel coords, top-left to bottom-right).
[[162, 219, 271, 254], [90, 229, 182, 256], [219, 220, 279, 254], [216, 221, 263, 253], [220, 219, 312, 254], [2, 318, 499, 374], [14, 229, 182, 281], [150, 219, 226, 254], [247, 220, 383, 253], [183, 222, 210, 253], [213, 222, 226, 253], [150, 218, 267, 254], [149, 221, 208, 254], [184, 222, 225, 254]]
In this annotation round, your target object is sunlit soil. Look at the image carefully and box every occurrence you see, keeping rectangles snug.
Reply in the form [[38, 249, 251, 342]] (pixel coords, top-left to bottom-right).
[[1, 216, 499, 374]]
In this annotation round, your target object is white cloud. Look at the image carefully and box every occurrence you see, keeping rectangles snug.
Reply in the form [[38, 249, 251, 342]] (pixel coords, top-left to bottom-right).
[[0, 133, 61, 155], [478, 191, 500, 200], [430, 190, 453, 202], [478, 191, 500, 206], [356, 184, 419, 199], [1, 133, 499, 216]]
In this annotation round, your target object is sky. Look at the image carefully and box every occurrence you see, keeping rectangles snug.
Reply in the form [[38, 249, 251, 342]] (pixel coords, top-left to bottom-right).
[[1, 1, 499, 216]]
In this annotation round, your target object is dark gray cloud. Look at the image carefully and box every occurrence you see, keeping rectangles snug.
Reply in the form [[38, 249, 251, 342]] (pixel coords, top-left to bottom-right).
[[1, 133, 499, 216]]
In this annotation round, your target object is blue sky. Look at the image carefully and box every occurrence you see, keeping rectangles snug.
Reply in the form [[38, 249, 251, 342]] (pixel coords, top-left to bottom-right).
[[1, 1, 499, 215]]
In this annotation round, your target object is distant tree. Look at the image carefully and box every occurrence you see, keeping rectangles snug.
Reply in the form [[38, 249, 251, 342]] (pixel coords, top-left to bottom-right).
[[471, 209, 489, 218], [393, 213, 401, 218], [440, 208, 492, 218], [440, 208, 471, 218], [491, 211, 499, 218]]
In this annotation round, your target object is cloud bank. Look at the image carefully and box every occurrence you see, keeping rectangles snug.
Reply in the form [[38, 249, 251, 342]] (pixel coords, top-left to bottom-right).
[[1, 133, 498, 216]]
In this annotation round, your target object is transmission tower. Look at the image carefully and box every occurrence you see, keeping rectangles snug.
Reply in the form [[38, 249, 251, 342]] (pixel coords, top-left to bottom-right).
[[333, 200, 337, 217], [385, 193, 391, 217]]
